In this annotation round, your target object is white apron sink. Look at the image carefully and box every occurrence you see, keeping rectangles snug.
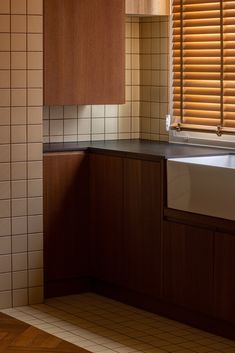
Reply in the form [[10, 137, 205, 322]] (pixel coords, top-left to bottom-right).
[[167, 154, 235, 221]]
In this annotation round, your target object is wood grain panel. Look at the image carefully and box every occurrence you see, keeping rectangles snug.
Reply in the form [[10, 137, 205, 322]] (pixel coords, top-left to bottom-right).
[[123, 158, 162, 297], [0, 313, 89, 353], [43, 152, 90, 298], [163, 221, 214, 315], [214, 232, 235, 323], [44, 0, 125, 105], [90, 153, 124, 285], [126, 0, 169, 16]]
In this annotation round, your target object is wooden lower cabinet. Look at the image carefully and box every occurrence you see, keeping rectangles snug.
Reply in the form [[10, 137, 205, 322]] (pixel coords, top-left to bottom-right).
[[163, 221, 214, 315], [43, 152, 90, 297], [90, 154, 162, 297], [214, 232, 235, 323], [90, 153, 124, 285], [123, 158, 162, 297]]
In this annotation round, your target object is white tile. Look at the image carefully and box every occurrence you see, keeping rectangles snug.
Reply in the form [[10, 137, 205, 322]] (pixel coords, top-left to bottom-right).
[[11, 0, 26, 14], [11, 33, 26, 51], [11, 180, 27, 198], [78, 105, 91, 118], [13, 288, 28, 307], [27, 179, 42, 197], [13, 271, 28, 289], [0, 218, 10, 236], [92, 105, 105, 118], [64, 105, 77, 119], [0, 237, 11, 255], [28, 197, 42, 215], [27, 34, 43, 51], [0, 125, 10, 144], [11, 15, 26, 32], [50, 120, 63, 136], [0, 163, 11, 184], [11, 161, 27, 180], [27, 0, 43, 15], [0, 107, 10, 125], [27, 143, 42, 161], [12, 234, 27, 253], [11, 125, 27, 143], [11, 144, 27, 162], [105, 118, 118, 134], [77, 119, 91, 135], [27, 124, 42, 143], [28, 233, 43, 251], [11, 107, 27, 125], [28, 215, 43, 233], [0, 145, 10, 163], [0, 34, 10, 51], [12, 252, 27, 271], [92, 118, 105, 134], [0, 255, 11, 273], [105, 105, 118, 118], [27, 15, 43, 33], [12, 198, 27, 217], [64, 119, 77, 135], [28, 106, 42, 124], [27, 52, 43, 70], [0, 0, 9, 14], [0, 15, 10, 33], [28, 161, 42, 179], [0, 272, 11, 291], [0, 200, 10, 218], [12, 216, 27, 235], [0, 291, 12, 309], [28, 250, 43, 269], [50, 105, 63, 119]]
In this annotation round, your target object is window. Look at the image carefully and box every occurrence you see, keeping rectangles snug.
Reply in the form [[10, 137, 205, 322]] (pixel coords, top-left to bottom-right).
[[172, 0, 235, 136]]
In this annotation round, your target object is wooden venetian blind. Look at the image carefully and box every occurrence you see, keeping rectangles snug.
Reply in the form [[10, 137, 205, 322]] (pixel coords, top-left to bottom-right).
[[172, 0, 235, 135]]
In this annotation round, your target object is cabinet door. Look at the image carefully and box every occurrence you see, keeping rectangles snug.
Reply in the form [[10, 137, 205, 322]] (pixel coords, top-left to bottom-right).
[[90, 153, 124, 285], [163, 221, 214, 315], [43, 152, 89, 297], [44, 0, 125, 105], [214, 232, 235, 323], [123, 158, 162, 297]]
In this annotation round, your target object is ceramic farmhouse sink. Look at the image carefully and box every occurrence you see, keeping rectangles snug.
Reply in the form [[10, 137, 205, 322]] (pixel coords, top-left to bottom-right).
[[167, 154, 235, 221]]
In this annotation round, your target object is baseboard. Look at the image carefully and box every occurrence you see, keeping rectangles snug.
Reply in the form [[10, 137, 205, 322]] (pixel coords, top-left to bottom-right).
[[44, 276, 92, 298]]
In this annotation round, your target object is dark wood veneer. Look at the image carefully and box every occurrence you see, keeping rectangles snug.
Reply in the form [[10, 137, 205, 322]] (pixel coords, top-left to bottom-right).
[[43, 152, 89, 298]]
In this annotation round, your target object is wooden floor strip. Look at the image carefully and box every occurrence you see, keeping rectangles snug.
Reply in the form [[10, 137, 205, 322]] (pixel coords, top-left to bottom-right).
[[0, 313, 90, 353]]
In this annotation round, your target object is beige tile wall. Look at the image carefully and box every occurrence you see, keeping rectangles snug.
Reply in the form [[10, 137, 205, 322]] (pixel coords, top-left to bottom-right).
[[43, 17, 140, 143], [140, 16, 169, 141], [0, 0, 43, 309]]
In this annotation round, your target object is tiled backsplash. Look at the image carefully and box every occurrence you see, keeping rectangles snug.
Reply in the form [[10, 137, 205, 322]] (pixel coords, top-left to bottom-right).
[[0, 0, 43, 308], [140, 16, 169, 141], [43, 17, 141, 143], [43, 16, 170, 143]]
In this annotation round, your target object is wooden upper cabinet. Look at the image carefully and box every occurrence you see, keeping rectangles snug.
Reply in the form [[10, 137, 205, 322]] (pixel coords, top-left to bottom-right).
[[126, 0, 169, 16], [44, 0, 125, 105]]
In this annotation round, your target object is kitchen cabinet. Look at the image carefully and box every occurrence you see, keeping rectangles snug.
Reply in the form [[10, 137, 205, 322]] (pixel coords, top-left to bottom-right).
[[126, 0, 169, 16], [90, 153, 162, 297], [90, 153, 124, 286], [214, 232, 235, 323], [44, 0, 125, 105], [43, 152, 90, 297], [163, 221, 214, 315], [123, 158, 162, 297]]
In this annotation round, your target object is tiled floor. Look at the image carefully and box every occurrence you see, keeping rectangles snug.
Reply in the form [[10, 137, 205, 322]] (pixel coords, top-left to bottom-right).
[[1, 293, 235, 353]]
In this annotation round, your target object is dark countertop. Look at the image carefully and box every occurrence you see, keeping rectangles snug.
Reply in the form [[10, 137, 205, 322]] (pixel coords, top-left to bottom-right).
[[43, 139, 233, 160]]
